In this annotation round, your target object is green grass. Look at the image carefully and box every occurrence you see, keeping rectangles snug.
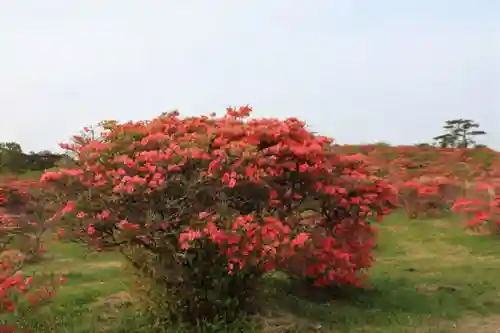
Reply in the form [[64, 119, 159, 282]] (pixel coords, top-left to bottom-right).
[[4, 213, 500, 332]]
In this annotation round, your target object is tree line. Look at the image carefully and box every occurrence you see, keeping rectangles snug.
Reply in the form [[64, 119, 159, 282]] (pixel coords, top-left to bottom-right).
[[0, 142, 65, 174]]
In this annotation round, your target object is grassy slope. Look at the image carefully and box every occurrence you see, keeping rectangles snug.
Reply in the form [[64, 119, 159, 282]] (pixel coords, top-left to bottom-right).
[[5, 213, 500, 333]]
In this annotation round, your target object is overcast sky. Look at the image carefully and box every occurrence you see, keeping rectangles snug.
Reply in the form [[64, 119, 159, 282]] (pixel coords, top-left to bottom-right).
[[0, 0, 498, 152]]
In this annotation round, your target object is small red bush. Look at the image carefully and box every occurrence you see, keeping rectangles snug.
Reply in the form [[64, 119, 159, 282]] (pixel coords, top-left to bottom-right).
[[395, 178, 461, 219], [452, 182, 500, 234], [0, 179, 66, 331], [0, 246, 65, 332], [0, 179, 61, 262]]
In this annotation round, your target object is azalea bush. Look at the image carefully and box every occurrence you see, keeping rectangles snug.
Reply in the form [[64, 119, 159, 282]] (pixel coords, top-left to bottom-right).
[[0, 178, 67, 332], [42, 106, 394, 324], [0, 214, 66, 333], [337, 144, 500, 220], [396, 178, 461, 219], [0, 178, 61, 262], [452, 182, 500, 234], [0, 248, 64, 313], [0, 178, 27, 211]]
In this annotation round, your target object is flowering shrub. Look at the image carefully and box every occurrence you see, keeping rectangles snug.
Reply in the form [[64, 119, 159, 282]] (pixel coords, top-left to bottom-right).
[[0, 235, 65, 332], [0, 249, 63, 312], [0, 178, 67, 332], [452, 182, 500, 234], [0, 179, 27, 211], [42, 106, 394, 323], [336, 145, 500, 219], [0, 179, 60, 262], [396, 178, 461, 219]]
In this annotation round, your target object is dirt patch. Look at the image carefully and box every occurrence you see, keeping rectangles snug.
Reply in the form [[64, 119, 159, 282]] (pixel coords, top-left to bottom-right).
[[384, 225, 409, 232], [415, 283, 459, 294], [34, 260, 123, 275], [259, 311, 300, 333], [465, 226, 493, 236], [53, 258, 76, 264], [454, 315, 500, 333], [92, 291, 132, 309], [77, 281, 108, 289], [83, 261, 123, 269], [377, 257, 399, 265], [432, 219, 455, 229], [415, 283, 440, 292]]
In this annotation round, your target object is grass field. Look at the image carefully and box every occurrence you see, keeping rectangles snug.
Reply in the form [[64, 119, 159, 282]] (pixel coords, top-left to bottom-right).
[[4, 212, 500, 333]]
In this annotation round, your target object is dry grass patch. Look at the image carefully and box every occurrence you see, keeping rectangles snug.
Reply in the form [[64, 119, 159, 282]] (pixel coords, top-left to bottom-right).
[[455, 315, 500, 333], [83, 261, 123, 270], [92, 291, 132, 309]]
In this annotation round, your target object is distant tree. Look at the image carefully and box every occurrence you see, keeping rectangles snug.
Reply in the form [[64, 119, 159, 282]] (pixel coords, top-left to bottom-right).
[[374, 142, 391, 147], [415, 143, 432, 148], [433, 119, 486, 148], [0, 142, 25, 172], [0, 142, 64, 174], [0, 142, 22, 153], [25, 150, 65, 171]]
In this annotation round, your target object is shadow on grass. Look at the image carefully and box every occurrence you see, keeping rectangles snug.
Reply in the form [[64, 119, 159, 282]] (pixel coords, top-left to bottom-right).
[[260, 272, 474, 331]]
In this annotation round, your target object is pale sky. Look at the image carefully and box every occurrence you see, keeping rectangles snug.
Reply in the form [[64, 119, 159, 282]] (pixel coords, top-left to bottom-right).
[[0, 0, 498, 152]]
